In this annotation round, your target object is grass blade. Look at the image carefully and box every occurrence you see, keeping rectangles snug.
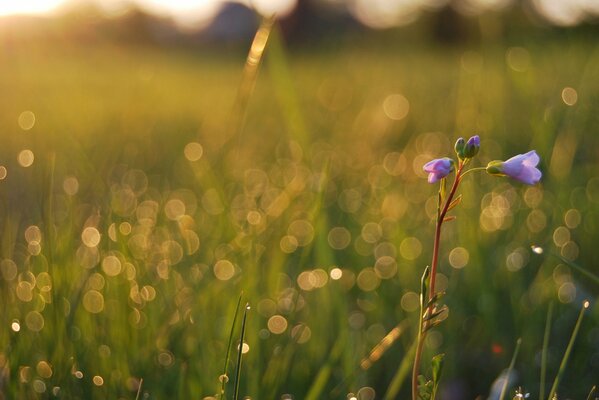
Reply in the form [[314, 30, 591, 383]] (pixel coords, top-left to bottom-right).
[[220, 294, 244, 399], [233, 303, 251, 400], [540, 302, 554, 400], [548, 300, 590, 400], [230, 15, 275, 139], [384, 338, 417, 400], [499, 338, 521, 400], [135, 378, 143, 400], [532, 247, 599, 286], [305, 338, 345, 400], [587, 386, 597, 400]]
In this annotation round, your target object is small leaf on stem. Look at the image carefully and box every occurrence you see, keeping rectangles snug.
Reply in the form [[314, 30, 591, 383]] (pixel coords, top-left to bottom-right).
[[447, 194, 462, 211]]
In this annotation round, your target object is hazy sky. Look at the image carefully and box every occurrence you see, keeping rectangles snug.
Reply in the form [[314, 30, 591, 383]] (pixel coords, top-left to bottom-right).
[[0, 0, 296, 26], [0, 0, 596, 28]]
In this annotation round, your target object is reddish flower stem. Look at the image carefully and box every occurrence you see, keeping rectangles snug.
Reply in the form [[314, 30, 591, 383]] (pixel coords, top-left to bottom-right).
[[411, 161, 464, 400]]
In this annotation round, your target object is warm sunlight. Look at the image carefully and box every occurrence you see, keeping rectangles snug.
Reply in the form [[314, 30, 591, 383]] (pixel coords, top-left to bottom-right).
[[0, 0, 65, 16]]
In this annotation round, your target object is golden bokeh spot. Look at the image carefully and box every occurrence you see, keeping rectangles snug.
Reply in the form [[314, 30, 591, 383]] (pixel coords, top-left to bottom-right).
[[184, 142, 204, 162], [361, 222, 382, 244], [246, 210, 262, 225], [399, 237, 422, 260], [214, 259, 235, 281], [290, 324, 311, 344], [92, 376, 104, 386], [36, 361, 53, 378], [18, 111, 35, 130], [25, 311, 44, 332], [328, 227, 351, 250], [329, 267, 343, 280], [449, 247, 469, 269], [267, 315, 288, 334], [63, 177, 79, 196], [374, 256, 397, 279], [28, 241, 41, 256], [36, 272, 52, 291], [158, 351, 174, 367], [0, 166, 6, 180], [383, 94, 409, 120], [356, 268, 380, 292], [182, 229, 200, 255], [119, 222, 132, 235], [32, 380, 46, 394], [279, 235, 298, 253], [102, 255, 122, 277], [81, 227, 101, 248], [400, 292, 419, 312], [506, 47, 531, 72], [140, 285, 156, 302], [1, 259, 18, 281], [564, 208, 581, 229], [239, 342, 250, 354], [165, 199, 186, 220], [288, 220, 314, 247], [18, 149, 35, 167], [552, 226, 570, 247], [83, 290, 105, 313], [24, 225, 41, 244], [16, 281, 34, 302], [561, 87, 578, 106]]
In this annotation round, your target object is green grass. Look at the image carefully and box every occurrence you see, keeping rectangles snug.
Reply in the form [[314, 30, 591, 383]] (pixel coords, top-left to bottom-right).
[[0, 26, 598, 399]]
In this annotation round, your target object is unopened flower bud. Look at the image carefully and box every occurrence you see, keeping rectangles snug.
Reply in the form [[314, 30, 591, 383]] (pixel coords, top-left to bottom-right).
[[463, 135, 480, 158], [454, 137, 465, 158]]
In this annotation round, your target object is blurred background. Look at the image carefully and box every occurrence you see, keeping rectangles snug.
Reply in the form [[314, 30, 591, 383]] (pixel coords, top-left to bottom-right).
[[1, 0, 599, 399]]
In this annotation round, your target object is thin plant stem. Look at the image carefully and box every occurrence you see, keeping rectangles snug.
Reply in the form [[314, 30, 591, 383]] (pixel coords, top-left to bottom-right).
[[233, 303, 251, 400], [586, 386, 596, 400], [540, 302, 554, 400], [459, 166, 487, 177], [220, 294, 244, 399], [499, 338, 522, 400], [548, 300, 590, 400], [135, 378, 143, 400], [411, 161, 464, 400]]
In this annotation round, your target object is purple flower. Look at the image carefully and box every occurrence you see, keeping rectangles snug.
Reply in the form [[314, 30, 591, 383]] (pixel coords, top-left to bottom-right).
[[486, 150, 541, 185], [464, 135, 480, 158], [423, 158, 455, 183], [455, 135, 480, 159]]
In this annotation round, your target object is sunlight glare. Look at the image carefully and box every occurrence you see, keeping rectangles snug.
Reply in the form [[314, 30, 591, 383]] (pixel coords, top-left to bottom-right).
[[0, 0, 64, 16]]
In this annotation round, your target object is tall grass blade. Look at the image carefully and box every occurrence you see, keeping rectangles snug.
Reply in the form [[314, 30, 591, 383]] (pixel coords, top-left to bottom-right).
[[220, 294, 244, 399], [384, 338, 417, 400], [233, 303, 251, 400], [135, 378, 143, 400], [264, 23, 310, 147], [499, 338, 521, 400], [548, 252, 599, 286], [586, 386, 596, 400], [548, 300, 590, 400], [540, 302, 554, 400], [305, 338, 344, 400], [230, 15, 275, 139]]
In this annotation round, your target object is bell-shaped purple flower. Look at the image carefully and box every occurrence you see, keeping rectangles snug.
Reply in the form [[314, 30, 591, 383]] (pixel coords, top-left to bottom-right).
[[423, 158, 455, 183], [486, 150, 541, 185]]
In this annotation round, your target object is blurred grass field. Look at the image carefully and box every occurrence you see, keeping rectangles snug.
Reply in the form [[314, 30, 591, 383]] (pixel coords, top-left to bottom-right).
[[1, 23, 599, 399]]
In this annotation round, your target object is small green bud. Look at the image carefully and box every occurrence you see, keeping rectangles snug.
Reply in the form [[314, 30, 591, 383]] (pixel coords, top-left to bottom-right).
[[454, 138, 466, 158], [486, 160, 505, 176]]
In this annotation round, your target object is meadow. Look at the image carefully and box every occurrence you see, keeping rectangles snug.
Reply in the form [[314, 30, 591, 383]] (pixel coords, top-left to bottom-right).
[[0, 21, 599, 399]]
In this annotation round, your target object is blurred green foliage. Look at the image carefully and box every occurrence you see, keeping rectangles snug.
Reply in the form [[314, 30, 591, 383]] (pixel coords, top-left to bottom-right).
[[0, 25, 598, 399]]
